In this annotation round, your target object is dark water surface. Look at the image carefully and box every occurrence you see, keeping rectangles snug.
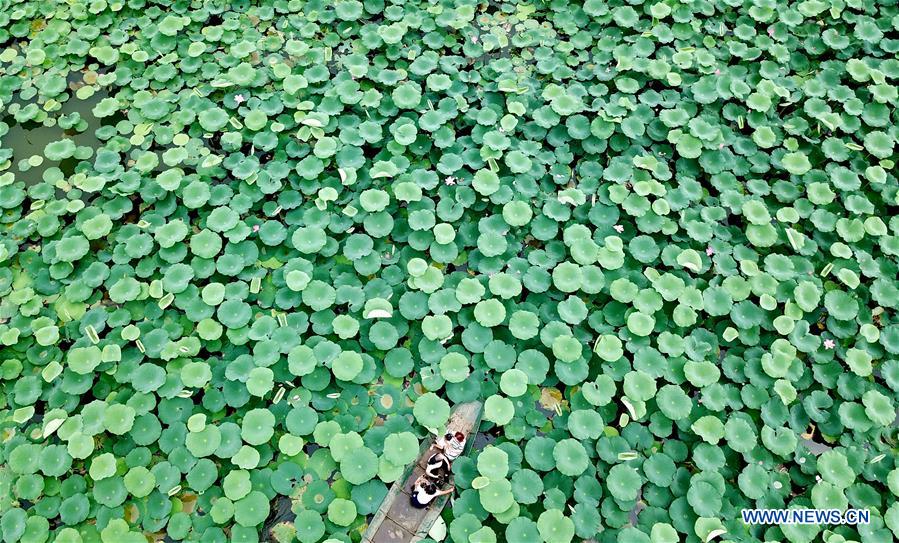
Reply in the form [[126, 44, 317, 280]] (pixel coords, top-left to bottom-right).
[[2, 70, 105, 184]]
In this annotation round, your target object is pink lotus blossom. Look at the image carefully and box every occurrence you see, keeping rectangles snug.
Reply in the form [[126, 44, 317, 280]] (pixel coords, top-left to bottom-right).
[[714, 69, 720, 75], [823, 339, 835, 350], [445, 177, 456, 185], [252, 224, 260, 232], [234, 94, 246, 104], [613, 224, 624, 233], [768, 28, 774, 36], [706, 246, 714, 256]]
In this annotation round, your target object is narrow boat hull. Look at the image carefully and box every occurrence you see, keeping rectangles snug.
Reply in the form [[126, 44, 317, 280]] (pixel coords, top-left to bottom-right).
[[362, 401, 483, 543]]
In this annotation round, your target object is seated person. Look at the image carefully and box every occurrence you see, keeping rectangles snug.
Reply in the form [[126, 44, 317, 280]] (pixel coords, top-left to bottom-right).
[[431, 431, 466, 461], [410, 475, 454, 509], [425, 452, 451, 485]]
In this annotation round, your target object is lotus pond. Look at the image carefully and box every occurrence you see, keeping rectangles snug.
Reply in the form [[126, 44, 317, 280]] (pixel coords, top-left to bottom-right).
[[1, 1, 898, 543]]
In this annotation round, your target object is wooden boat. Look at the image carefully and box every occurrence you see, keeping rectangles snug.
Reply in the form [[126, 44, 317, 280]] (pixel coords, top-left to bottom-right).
[[361, 401, 483, 543]]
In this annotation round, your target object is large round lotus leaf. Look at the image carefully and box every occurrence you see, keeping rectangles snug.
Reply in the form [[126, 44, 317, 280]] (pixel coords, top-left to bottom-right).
[[295, 509, 326, 543], [223, 470, 252, 501], [327, 498, 357, 527], [622, 371, 656, 402], [567, 410, 603, 441], [88, 453, 117, 481], [593, 335, 623, 362], [234, 491, 270, 527], [643, 454, 676, 488], [862, 390, 895, 426], [479, 478, 514, 514], [123, 466, 155, 498], [687, 478, 723, 517], [413, 393, 450, 429], [723, 418, 757, 453], [506, 517, 540, 543], [185, 425, 221, 457], [38, 444, 72, 477], [439, 352, 471, 383], [67, 346, 102, 375], [217, 299, 253, 329], [332, 351, 363, 381], [351, 480, 389, 516], [241, 409, 275, 446], [474, 299, 506, 328], [186, 459, 218, 493], [340, 447, 378, 485], [551, 335, 582, 363], [499, 369, 529, 397], [329, 432, 364, 462], [67, 433, 95, 460], [383, 432, 419, 466], [477, 447, 509, 480], [525, 437, 558, 472], [537, 509, 575, 543], [606, 465, 641, 501], [484, 395, 515, 426], [511, 470, 544, 505], [824, 290, 859, 321], [817, 450, 856, 489], [552, 439, 589, 477], [246, 367, 274, 396]]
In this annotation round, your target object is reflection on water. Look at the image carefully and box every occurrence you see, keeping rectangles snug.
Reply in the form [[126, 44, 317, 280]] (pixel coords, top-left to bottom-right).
[[1, 70, 105, 185]]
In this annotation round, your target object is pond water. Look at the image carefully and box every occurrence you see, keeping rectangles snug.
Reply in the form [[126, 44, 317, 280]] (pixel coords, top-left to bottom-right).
[[2, 70, 105, 185]]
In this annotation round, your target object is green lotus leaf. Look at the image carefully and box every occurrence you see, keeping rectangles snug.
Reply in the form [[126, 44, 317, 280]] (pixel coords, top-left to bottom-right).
[[38, 444, 72, 477], [536, 509, 575, 543], [606, 464, 641, 501], [103, 404, 135, 435], [816, 450, 855, 489], [474, 299, 507, 328], [392, 82, 422, 109], [499, 368, 528, 397], [478, 447, 510, 480], [332, 350, 363, 381], [484, 394, 515, 426], [328, 498, 357, 526], [413, 392, 450, 429], [340, 447, 378, 485], [623, 371, 657, 402], [88, 453, 117, 481], [234, 491, 270, 527], [241, 408, 275, 446], [123, 466, 155, 498], [781, 151, 812, 175], [567, 410, 603, 440], [55, 235, 90, 263], [383, 432, 419, 466], [553, 439, 589, 477], [479, 478, 515, 514], [824, 290, 859, 320]]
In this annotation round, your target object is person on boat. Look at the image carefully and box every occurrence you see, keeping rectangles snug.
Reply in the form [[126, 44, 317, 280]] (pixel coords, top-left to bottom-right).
[[431, 431, 466, 461], [425, 451, 451, 485], [410, 475, 454, 509]]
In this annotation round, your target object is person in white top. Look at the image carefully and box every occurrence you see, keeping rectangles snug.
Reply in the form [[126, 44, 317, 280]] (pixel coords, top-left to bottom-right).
[[432, 431, 466, 461], [410, 475, 454, 509]]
